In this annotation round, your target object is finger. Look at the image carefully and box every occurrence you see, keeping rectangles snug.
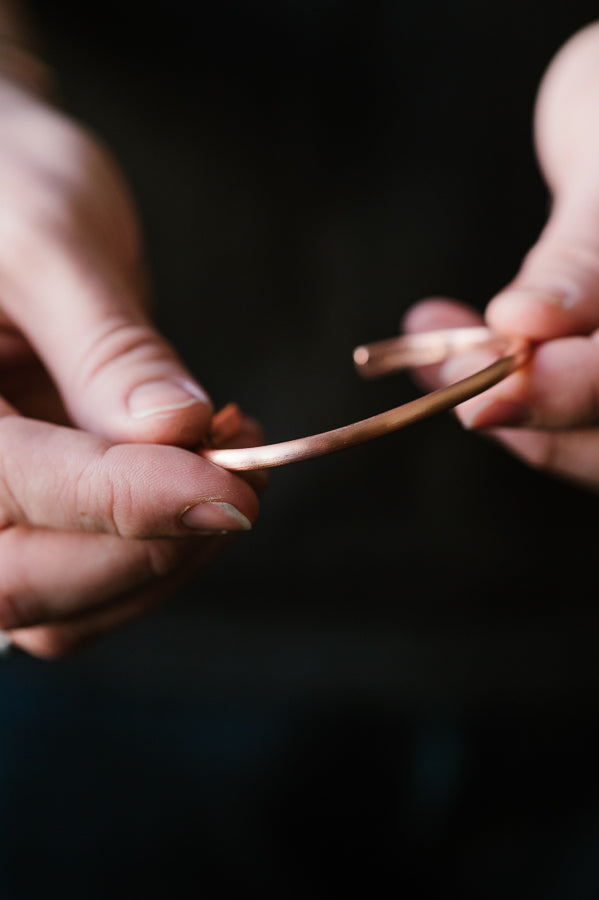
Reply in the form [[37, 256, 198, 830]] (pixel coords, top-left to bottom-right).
[[1, 238, 214, 446], [0, 417, 259, 537], [486, 23, 599, 341], [482, 425, 599, 495], [401, 296, 483, 334], [205, 402, 269, 493], [6, 541, 219, 660], [403, 297, 599, 433], [402, 298, 599, 432], [444, 335, 599, 431], [7, 598, 152, 659], [401, 297, 485, 391], [484, 206, 599, 341], [0, 525, 214, 631]]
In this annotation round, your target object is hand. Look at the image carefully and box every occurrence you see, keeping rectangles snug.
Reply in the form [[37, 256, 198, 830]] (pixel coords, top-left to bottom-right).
[[0, 76, 261, 658], [403, 21, 599, 494]]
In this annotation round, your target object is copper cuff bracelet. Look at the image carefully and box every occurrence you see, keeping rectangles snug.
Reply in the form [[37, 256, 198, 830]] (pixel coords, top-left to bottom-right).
[[202, 326, 530, 471]]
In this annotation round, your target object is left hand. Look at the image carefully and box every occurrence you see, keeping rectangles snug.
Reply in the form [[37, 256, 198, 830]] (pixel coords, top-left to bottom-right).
[[0, 75, 265, 659]]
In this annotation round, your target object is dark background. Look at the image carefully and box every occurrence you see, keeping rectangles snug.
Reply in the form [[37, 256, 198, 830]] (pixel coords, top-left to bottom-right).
[[2, 2, 599, 897]]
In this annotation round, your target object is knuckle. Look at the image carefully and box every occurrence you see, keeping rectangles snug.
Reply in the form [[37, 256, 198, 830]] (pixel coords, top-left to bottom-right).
[[77, 444, 174, 541], [74, 452, 115, 534], [76, 448, 138, 539], [73, 318, 171, 396]]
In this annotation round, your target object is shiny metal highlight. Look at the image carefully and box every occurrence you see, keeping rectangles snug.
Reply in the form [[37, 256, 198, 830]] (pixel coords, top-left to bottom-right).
[[203, 327, 530, 471]]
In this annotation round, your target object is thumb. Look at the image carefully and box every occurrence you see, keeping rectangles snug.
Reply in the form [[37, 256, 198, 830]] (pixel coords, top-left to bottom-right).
[[4, 243, 214, 446], [487, 21, 599, 341]]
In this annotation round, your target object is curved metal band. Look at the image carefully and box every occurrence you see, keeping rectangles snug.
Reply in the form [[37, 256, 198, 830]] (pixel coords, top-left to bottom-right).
[[203, 327, 530, 471]]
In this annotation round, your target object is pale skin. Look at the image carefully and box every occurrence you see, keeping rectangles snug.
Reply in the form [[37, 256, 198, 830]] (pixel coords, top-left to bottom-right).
[[2, 11, 598, 657], [0, 4, 263, 658], [405, 20, 599, 495]]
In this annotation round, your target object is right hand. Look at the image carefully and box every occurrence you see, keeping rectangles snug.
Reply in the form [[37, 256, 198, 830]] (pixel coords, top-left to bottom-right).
[[403, 21, 599, 494]]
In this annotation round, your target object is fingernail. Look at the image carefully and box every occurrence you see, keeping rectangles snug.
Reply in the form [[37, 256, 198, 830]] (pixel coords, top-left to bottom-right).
[[181, 501, 252, 533], [462, 399, 531, 430], [128, 378, 209, 419]]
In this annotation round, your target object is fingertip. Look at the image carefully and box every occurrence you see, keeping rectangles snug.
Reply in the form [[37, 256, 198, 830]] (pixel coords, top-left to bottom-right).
[[127, 377, 211, 420], [485, 288, 576, 339], [104, 441, 261, 539], [124, 377, 214, 446], [59, 317, 215, 446], [192, 452, 262, 524], [401, 297, 483, 334]]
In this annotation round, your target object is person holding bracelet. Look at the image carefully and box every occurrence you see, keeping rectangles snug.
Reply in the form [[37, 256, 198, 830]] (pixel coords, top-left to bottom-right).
[[0, 0, 262, 659], [1, 3, 599, 659], [404, 20, 599, 496]]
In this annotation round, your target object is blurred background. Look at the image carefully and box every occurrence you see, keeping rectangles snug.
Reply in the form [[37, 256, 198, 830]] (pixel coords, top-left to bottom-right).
[[2, 1, 599, 897]]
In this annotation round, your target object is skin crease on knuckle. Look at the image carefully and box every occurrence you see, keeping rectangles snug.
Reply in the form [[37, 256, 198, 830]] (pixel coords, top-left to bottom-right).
[[77, 446, 186, 541], [71, 318, 179, 402], [88, 443, 257, 540]]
